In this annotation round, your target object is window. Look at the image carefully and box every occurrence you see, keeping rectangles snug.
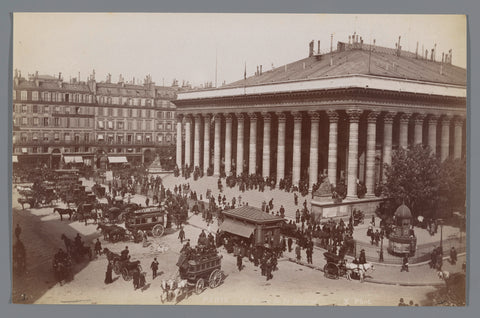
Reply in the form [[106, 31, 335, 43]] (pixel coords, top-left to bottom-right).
[[166, 111, 172, 119], [43, 105, 49, 113], [74, 134, 80, 142], [136, 134, 142, 142], [52, 92, 57, 102], [32, 147, 37, 154], [33, 117, 39, 126], [54, 118, 60, 127], [108, 121, 113, 129], [146, 120, 151, 131], [32, 105, 37, 113], [21, 91, 27, 100], [157, 135, 163, 142], [141, 109, 146, 118], [108, 108, 113, 117], [22, 117, 27, 125], [75, 107, 81, 114], [98, 121, 104, 129], [129, 109, 133, 117], [65, 106, 71, 114], [127, 121, 133, 130], [97, 134, 104, 141], [157, 111, 163, 119], [32, 133, 38, 141], [64, 133, 70, 142], [54, 106, 60, 113], [157, 123, 163, 130], [84, 134, 89, 142], [127, 135, 132, 143], [146, 110, 151, 118], [43, 92, 50, 101], [166, 135, 172, 142], [145, 134, 151, 142], [65, 94, 69, 102], [21, 133, 27, 142], [166, 122, 172, 131], [43, 146, 48, 153], [98, 107, 104, 116], [32, 91, 39, 101], [54, 133, 59, 141], [43, 133, 49, 141], [43, 117, 49, 126], [13, 91, 17, 100], [21, 105, 27, 113], [117, 121, 124, 130]]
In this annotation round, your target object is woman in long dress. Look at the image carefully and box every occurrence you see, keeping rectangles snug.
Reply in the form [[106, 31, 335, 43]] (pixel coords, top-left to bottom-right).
[[105, 261, 113, 284]]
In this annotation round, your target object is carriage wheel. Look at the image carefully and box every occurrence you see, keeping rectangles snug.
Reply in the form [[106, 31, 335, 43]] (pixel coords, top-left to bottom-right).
[[195, 278, 205, 294], [152, 224, 165, 237], [122, 268, 131, 281], [323, 263, 339, 279], [113, 261, 121, 275], [208, 269, 223, 288]]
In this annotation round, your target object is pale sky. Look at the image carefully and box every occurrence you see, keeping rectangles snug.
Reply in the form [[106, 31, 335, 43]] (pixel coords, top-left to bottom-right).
[[13, 13, 467, 88]]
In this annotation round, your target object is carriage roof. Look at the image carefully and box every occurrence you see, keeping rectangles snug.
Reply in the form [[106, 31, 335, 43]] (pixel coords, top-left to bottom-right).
[[323, 252, 344, 264]]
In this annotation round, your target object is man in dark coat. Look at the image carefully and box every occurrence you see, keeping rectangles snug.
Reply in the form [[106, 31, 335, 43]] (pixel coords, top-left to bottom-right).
[[237, 254, 243, 271], [359, 249, 366, 264], [450, 247, 457, 265], [15, 224, 21, 240], [178, 227, 185, 243], [287, 237, 293, 252], [94, 238, 102, 256], [104, 261, 113, 284], [401, 254, 409, 272], [150, 257, 159, 279], [121, 246, 129, 261], [132, 269, 140, 290]]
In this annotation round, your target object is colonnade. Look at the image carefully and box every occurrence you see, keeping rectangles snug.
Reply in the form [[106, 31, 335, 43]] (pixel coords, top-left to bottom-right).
[[176, 110, 465, 199]]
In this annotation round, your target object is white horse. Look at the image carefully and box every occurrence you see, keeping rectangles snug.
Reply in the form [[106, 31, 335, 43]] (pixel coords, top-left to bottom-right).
[[345, 262, 375, 282], [160, 279, 188, 304]]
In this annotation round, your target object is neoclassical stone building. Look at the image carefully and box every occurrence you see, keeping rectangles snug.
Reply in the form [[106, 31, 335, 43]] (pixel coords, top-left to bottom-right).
[[173, 36, 467, 209]]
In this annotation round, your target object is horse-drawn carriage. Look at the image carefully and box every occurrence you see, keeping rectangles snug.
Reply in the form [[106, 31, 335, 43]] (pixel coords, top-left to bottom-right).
[[52, 253, 73, 285], [124, 206, 172, 242], [323, 252, 347, 279], [352, 209, 365, 226], [60, 234, 92, 263], [102, 248, 143, 281]]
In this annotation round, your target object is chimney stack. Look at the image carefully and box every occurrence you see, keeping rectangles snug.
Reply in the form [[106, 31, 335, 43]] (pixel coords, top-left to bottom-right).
[[58, 72, 62, 80], [415, 42, 418, 59], [348, 35, 351, 44], [256, 66, 259, 75], [309, 40, 314, 57], [260, 65, 262, 75], [330, 34, 333, 53], [317, 40, 320, 54], [434, 43, 437, 61], [442, 52, 445, 63]]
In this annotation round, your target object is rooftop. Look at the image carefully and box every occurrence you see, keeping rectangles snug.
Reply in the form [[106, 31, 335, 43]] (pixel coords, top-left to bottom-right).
[[225, 41, 466, 88], [223, 205, 284, 223]]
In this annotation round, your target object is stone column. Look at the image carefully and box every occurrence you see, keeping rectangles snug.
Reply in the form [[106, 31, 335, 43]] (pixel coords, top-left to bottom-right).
[[383, 112, 395, 178], [248, 112, 257, 175], [346, 109, 362, 199], [175, 114, 183, 168], [262, 112, 271, 178], [225, 114, 233, 176], [414, 113, 426, 146], [184, 115, 192, 168], [213, 114, 221, 176], [453, 116, 464, 159], [440, 115, 451, 162], [276, 112, 286, 183], [308, 111, 320, 190], [292, 111, 302, 187], [428, 114, 439, 155], [399, 112, 412, 149], [203, 114, 211, 174], [193, 114, 201, 169], [366, 111, 379, 197], [236, 113, 245, 176], [327, 110, 339, 186]]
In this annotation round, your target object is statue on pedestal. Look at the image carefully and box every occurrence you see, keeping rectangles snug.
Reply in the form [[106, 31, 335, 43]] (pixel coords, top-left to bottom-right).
[[313, 176, 333, 202]]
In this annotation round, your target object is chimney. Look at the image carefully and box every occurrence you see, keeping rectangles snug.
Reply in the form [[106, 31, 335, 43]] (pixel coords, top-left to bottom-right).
[[330, 34, 333, 53], [348, 35, 351, 44], [256, 66, 259, 76], [309, 40, 314, 57], [415, 42, 418, 59], [317, 40, 320, 54], [58, 72, 62, 80], [449, 49, 453, 64], [373, 39, 376, 51], [425, 49, 428, 60], [260, 65, 262, 75], [442, 52, 445, 63], [431, 49, 434, 61]]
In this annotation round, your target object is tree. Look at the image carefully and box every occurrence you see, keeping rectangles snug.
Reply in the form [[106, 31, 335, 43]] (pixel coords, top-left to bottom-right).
[[438, 157, 467, 215], [381, 145, 440, 218]]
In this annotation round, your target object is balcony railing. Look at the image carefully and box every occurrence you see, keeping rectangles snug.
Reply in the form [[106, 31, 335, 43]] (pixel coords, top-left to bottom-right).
[[13, 140, 166, 147]]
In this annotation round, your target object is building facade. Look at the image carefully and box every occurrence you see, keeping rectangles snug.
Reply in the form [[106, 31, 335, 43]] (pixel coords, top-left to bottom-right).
[[173, 35, 467, 203], [12, 70, 179, 169]]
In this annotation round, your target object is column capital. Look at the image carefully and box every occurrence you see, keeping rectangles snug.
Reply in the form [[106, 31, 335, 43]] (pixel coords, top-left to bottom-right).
[[453, 115, 465, 127], [203, 113, 212, 121], [308, 111, 320, 122], [214, 113, 222, 121], [399, 112, 412, 124], [247, 112, 258, 121], [225, 113, 233, 122], [292, 111, 302, 122], [414, 113, 427, 125], [428, 114, 440, 125], [346, 109, 362, 122], [236, 113, 246, 121], [326, 110, 339, 123], [276, 112, 287, 122], [194, 113, 203, 121], [175, 113, 184, 122], [383, 111, 396, 124], [367, 110, 380, 123], [184, 114, 193, 123], [441, 114, 453, 125], [261, 112, 272, 122]]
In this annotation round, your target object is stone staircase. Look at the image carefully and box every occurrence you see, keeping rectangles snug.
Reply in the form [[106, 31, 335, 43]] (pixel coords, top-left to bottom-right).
[[161, 174, 312, 220]]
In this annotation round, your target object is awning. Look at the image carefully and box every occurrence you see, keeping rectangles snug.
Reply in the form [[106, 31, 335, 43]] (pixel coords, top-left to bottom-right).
[[108, 156, 128, 163], [219, 218, 256, 238], [12, 155, 18, 163], [64, 156, 83, 163]]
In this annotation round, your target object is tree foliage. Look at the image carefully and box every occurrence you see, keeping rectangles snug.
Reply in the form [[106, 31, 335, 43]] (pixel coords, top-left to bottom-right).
[[381, 145, 443, 218]]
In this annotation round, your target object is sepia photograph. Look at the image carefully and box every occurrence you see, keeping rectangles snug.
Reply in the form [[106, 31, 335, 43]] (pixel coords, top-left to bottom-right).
[[11, 13, 467, 306]]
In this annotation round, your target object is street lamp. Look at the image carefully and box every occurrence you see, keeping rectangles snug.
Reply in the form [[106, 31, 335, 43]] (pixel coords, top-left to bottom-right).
[[438, 218, 444, 255], [379, 236, 384, 262]]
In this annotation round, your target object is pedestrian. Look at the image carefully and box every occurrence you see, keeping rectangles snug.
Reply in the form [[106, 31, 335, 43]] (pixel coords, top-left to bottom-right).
[[133, 269, 140, 290], [359, 249, 366, 264], [15, 223, 21, 240], [121, 246, 129, 261], [94, 238, 102, 256], [401, 254, 409, 272], [294, 193, 298, 206], [178, 227, 185, 243], [295, 209, 300, 223], [142, 230, 149, 247], [266, 256, 273, 280], [287, 237, 293, 252], [450, 247, 457, 265], [145, 197, 150, 207], [371, 215, 375, 226], [104, 261, 113, 284], [295, 244, 301, 261], [237, 254, 243, 271], [150, 257, 159, 279], [398, 298, 407, 306]]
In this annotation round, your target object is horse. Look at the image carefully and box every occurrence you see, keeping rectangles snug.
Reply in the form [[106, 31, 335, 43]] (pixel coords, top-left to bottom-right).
[[61, 234, 75, 254], [345, 262, 375, 282], [53, 208, 74, 221], [61, 233, 92, 262], [97, 223, 126, 242], [97, 223, 116, 240], [160, 279, 188, 304], [17, 197, 36, 210]]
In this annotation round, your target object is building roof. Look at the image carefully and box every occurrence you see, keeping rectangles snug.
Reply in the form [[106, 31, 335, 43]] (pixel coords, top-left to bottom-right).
[[226, 43, 466, 88], [223, 205, 284, 223]]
